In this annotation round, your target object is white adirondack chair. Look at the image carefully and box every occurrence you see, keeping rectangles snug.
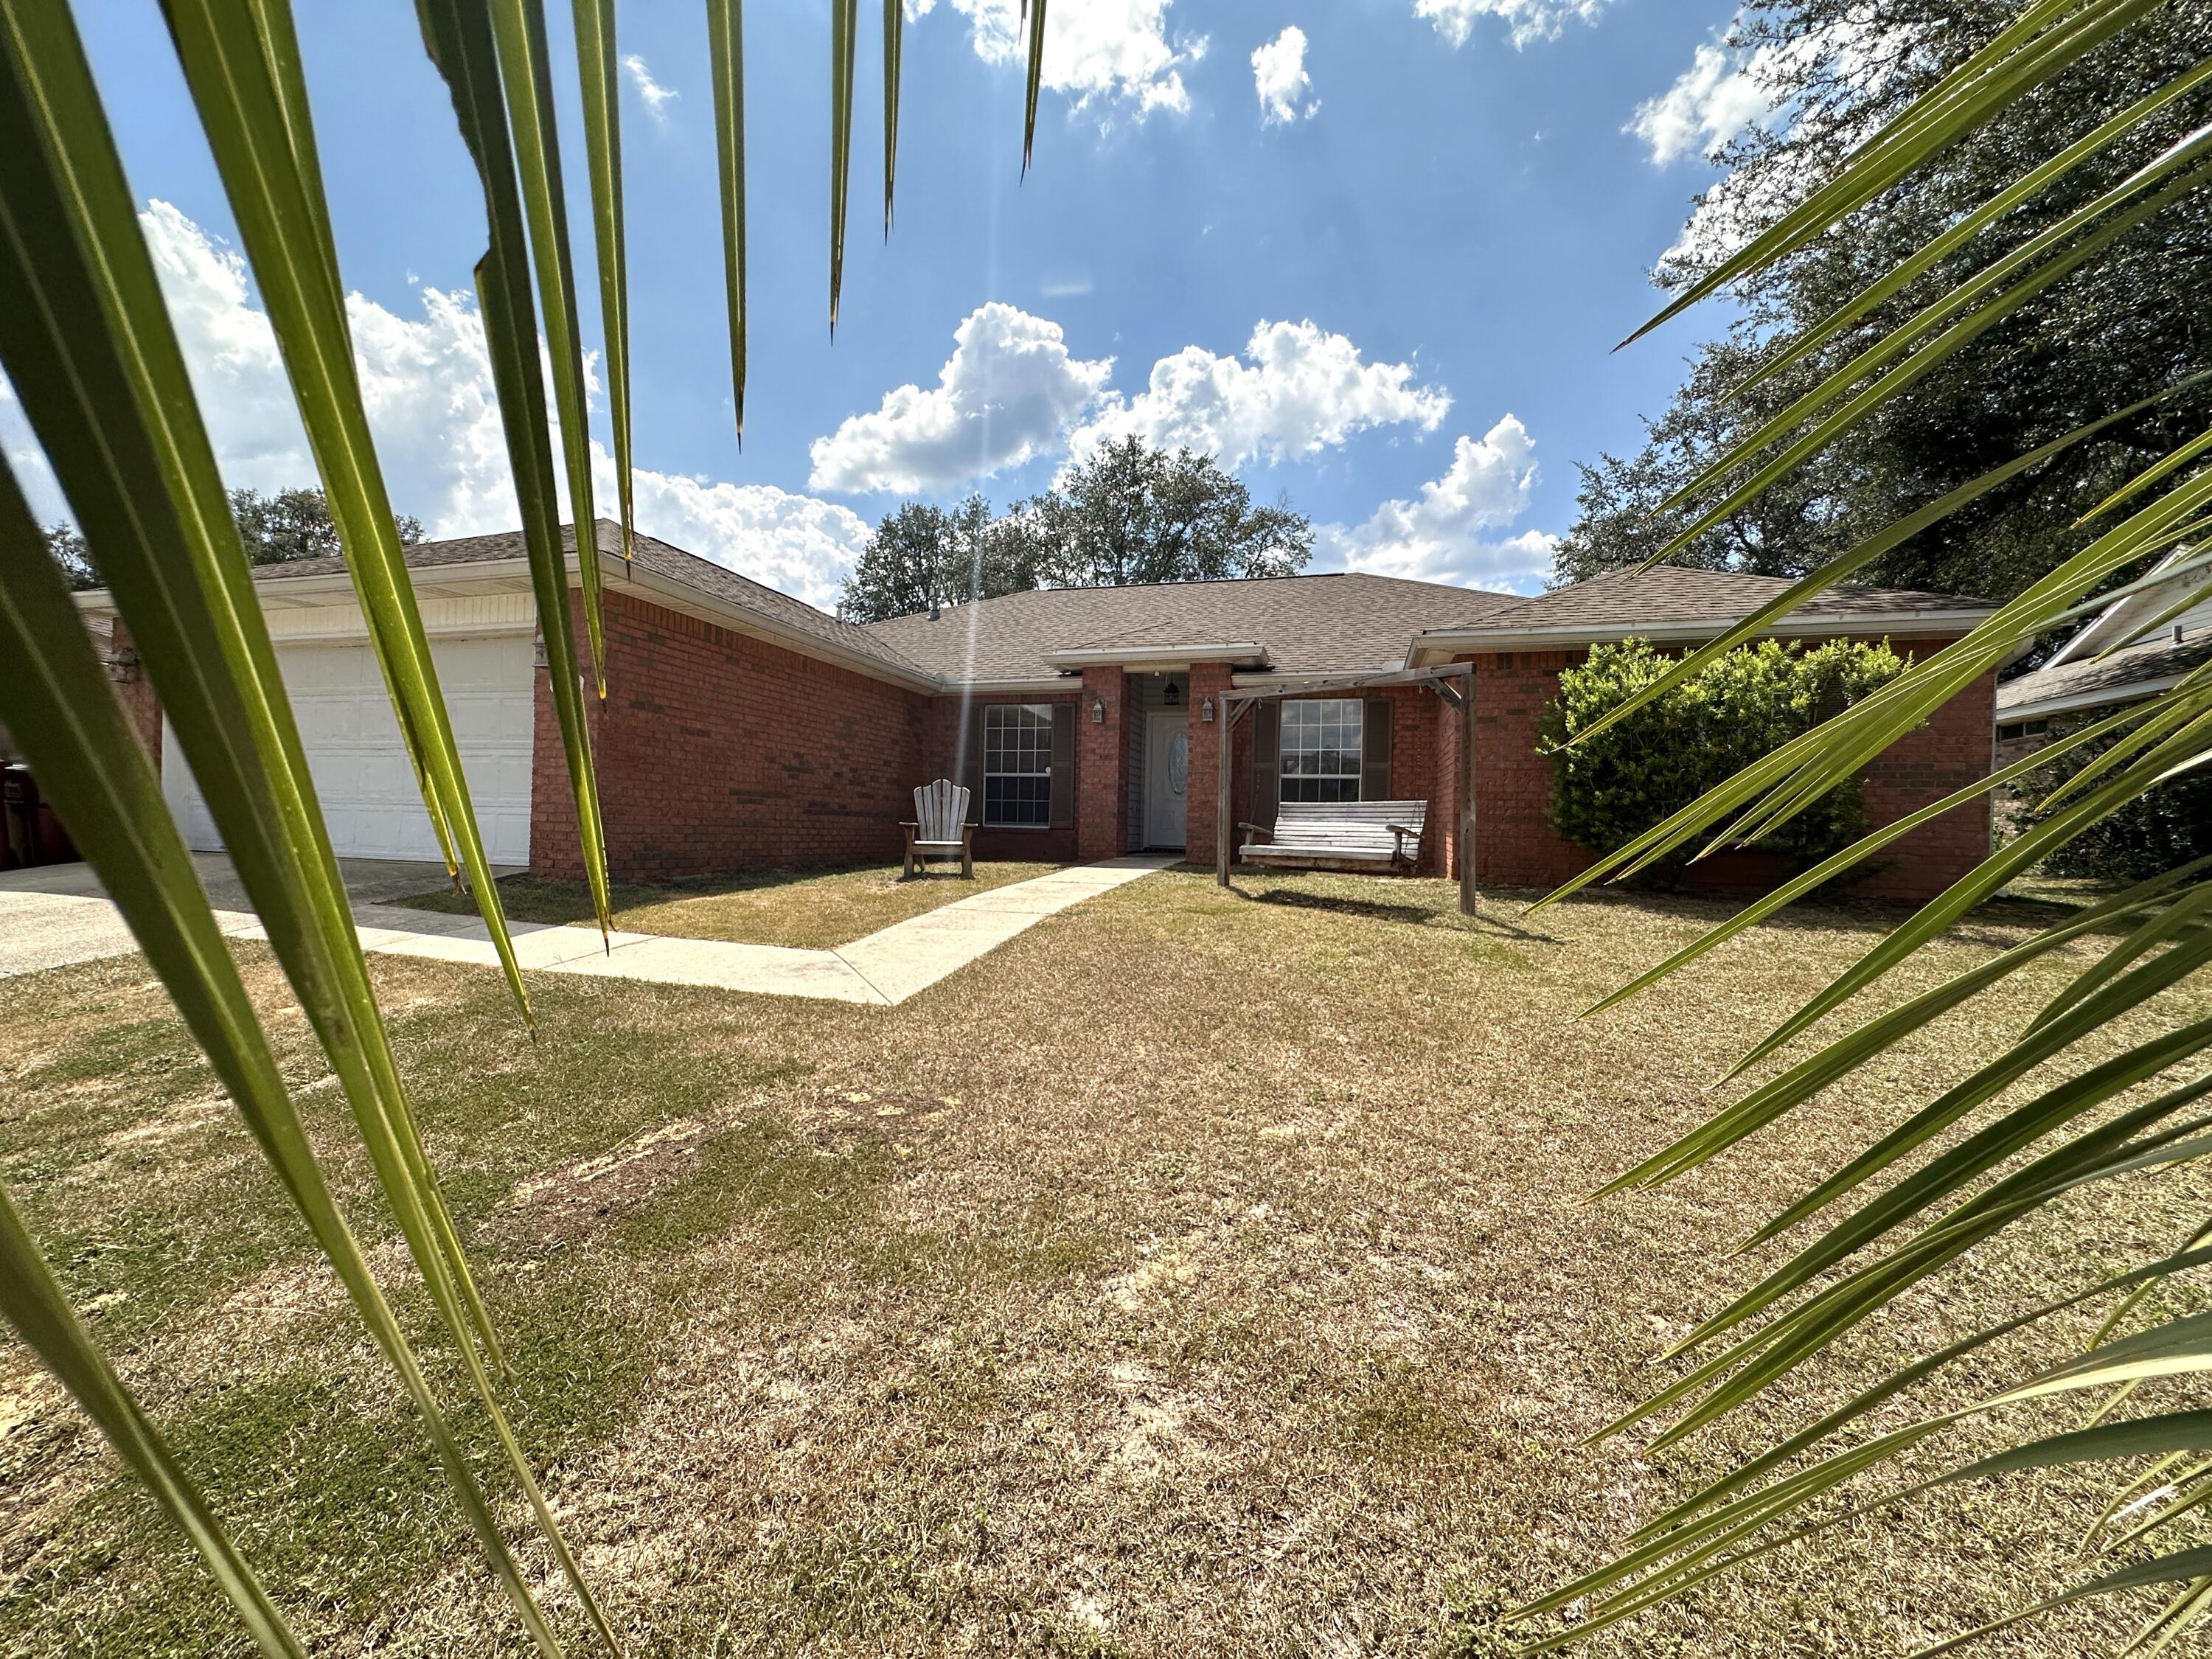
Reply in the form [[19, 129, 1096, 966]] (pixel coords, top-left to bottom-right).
[[902, 779, 977, 877]]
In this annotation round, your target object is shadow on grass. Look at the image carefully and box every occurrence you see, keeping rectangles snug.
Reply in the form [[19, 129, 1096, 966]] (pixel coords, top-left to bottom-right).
[[1237, 883, 1564, 945]]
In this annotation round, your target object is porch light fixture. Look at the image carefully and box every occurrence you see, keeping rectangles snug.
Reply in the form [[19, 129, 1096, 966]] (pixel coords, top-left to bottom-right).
[[1164, 681, 1180, 708], [1091, 697, 1105, 723], [1200, 698, 1214, 722]]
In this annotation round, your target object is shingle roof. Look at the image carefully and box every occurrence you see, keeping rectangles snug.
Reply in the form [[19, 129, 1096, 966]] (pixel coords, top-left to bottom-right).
[[243, 526, 1992, 689], [1997, 627, 2212, 718], [860, 571, 1522, 681], [1451, 566, 1989, 635], [252, 519, 928, 677]]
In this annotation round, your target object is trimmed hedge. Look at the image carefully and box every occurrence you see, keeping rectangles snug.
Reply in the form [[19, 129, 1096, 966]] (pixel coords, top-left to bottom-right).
[[1542, 637, 1907, 872]]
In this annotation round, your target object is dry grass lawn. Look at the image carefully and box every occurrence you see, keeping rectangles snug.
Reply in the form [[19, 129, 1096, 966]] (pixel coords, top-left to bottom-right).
[[2, 868, 2209, 1657], [392, 860, 1065, 950]]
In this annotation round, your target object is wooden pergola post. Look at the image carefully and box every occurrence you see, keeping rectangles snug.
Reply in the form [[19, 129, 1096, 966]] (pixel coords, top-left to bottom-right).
[[1215, 695, 1242, 886]]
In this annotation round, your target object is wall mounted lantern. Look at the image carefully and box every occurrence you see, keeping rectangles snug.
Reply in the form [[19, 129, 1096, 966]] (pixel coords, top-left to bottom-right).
[[1200, 698, 1214, 723], [1091, 697, 1105, 723]]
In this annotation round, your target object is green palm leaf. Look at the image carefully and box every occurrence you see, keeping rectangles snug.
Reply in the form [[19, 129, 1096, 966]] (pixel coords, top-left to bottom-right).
[[489, 0, 606, 690], [415, 0, 614, 935], [571, 0, 633, 560], [708, 0, 748, 441], [830, 0, 856, 331], [156, 0, 536, 1023], [0, 435, 600, 1659]]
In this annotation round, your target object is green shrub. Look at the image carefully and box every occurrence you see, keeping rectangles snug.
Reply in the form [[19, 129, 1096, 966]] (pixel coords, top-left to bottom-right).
[[2018, 720, 2212, 881], [1542, 637, 1907, 872]]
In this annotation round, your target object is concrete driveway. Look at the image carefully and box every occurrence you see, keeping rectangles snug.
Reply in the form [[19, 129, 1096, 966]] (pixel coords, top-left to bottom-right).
[[0, 855, 461, 978]]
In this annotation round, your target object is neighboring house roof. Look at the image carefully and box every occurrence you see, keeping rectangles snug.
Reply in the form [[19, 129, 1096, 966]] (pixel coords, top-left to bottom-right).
[[1994, 548, 2212, 724], [1405, 566, 1991, 661], [860, 572, 1523, 683], [1997, 627, 2212, 723]]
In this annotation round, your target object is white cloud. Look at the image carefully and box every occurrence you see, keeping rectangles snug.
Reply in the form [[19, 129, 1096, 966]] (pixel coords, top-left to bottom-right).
[[608, 462, 870, 610], [807, 302, 1114, 495], [1322, 415, 1556, 591], [621, 53, 679, 125], [1629, 38, 1779, 165], [1, 202, 867, 609], [1068, 319, 1450, 471], [911, 0, 1204, 119], [1641, 18, 1912, 268], [1416, 0, 1608, 51], [1252, 27, 1318, 126]]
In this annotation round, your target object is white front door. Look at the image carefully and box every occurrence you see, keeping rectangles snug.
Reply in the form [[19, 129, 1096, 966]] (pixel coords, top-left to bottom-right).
[[1144, 710, 1188, 849], [162, 631, 536, 865]]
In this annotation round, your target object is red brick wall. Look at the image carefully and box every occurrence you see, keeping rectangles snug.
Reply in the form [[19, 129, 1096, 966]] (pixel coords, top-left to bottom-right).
[[1185, 664, 1234, 864], [108, 619, 163, 773], [1077, 667, 1130, 861], [922, 690, 1082, 863], [1461, 641, 1994, 902], [1855, 650, 1996, 901], [531, 590, 928, 882]]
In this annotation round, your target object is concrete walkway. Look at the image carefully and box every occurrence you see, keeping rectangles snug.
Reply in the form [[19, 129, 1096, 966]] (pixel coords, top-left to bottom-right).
[[0, 855, 1175, 1006]]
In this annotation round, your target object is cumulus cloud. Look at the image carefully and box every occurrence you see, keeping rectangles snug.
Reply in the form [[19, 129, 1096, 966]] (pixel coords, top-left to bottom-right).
[[1068, 319, 1450, 471], [1322, 414, 1556, 591], [1, 201, 868, 609], [806, 303, 1115, 495], [1628, 38, 1779, 165], [911, 0, 1204, 119], [622, 53, 680, 125], [1252, 27, 1318, 126], [1416, 0, 1608, 51], [1640, 18, 1909, 267]]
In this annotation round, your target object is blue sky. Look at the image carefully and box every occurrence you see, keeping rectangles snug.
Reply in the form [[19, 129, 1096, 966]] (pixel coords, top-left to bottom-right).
[[4, 0, 1777, 606]]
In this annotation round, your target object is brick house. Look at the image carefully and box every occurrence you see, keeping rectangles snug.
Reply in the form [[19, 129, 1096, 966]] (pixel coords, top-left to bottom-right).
[[75, 521, 1999, 902]]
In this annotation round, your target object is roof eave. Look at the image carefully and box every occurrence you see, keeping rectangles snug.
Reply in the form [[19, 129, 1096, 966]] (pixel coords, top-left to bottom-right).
[[77, 552, 942, 692], [1997, 672, 2188, 725], [1041, 641, 1273, 671]]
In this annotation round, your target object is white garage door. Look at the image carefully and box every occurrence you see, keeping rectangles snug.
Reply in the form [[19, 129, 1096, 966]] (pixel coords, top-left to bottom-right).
[[164, 633, 535, 866]]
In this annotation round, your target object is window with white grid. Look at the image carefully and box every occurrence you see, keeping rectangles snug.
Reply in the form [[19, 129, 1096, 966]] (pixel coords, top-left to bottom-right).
[[983, 703, 1054, 827], [1279, 698, 1363, 804]]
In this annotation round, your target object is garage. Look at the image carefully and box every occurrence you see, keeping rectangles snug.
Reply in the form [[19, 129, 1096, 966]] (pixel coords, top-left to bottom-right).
[[163, 630, 536, 866]]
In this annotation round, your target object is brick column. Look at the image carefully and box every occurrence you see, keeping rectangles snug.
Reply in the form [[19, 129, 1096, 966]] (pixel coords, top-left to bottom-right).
[[1077, 667, 1130, 861], [107, 619, 163, 773], [1184, 663, 1234, 867]]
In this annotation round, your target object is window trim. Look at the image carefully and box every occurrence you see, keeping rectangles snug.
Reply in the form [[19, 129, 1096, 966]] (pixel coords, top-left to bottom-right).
[[981, 702, 1056, 830], [1279, 696, 1364, 804]]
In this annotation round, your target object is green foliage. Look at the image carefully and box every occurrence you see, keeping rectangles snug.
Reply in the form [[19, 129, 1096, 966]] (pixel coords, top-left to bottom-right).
[[226, 485, 422, 567], [45, 489, 423, 593], [835, 437, 1312, 622], [1541, 637, 1905, 869], [1509, 0, 2212, 1648], [43, 521, 93, 588], [2023, 721, 2212, 880], [1554, 0, 2212, 623]]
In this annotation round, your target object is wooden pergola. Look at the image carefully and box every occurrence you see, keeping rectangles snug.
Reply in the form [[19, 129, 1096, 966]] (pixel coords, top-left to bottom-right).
[[1214, 661, 1477, 916]]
